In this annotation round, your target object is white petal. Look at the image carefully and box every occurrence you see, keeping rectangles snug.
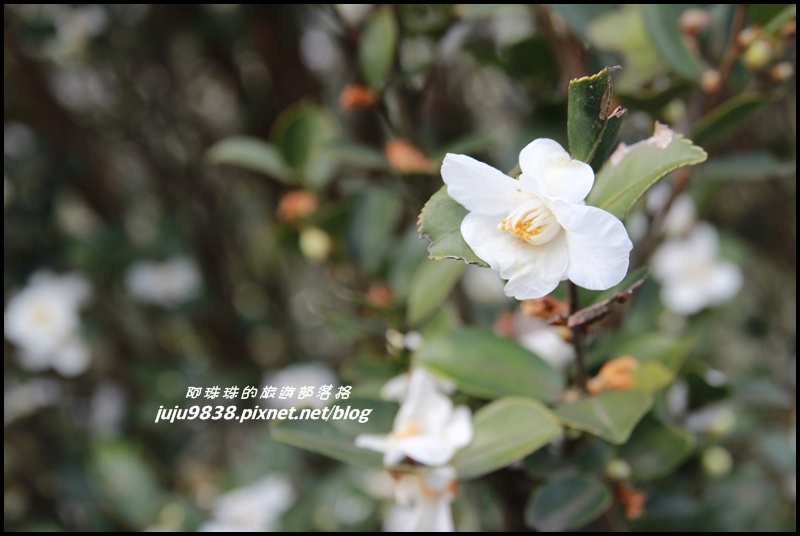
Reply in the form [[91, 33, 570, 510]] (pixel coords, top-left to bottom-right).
[[688, 222, 720, 258], [519, 139, 594, 203], [355, 433, 391, 455], [660, 279, 709, 315], [51, 339, 90, 376], [499, 231, 569, 300], [441, 154, 527, 216], [443, 406, 473, 450], [460, 212, 516, 270], [398, 436, 456, 466], [553, 202, 632, 291], [706, 261, 743, 305]]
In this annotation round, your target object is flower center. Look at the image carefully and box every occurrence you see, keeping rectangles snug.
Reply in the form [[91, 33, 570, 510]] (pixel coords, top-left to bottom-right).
[[498, 198, 561, 245], [394, 421, 420, 440]]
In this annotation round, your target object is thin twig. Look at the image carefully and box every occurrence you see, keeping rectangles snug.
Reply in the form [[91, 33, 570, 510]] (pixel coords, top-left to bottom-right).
[[706, 3, 749, 109], [569, 281, 588, 392]]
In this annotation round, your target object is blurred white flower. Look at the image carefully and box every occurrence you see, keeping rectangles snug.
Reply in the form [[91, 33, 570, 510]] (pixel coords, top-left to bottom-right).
[[442, 139, 632, 300], [199, 475, 295, 532], [4, 378, 62, 425], [646, 184, 697, 238], [384, 466, 458, 532], [513, 313, 575, 371], [380, 367, 455, 402], [355, 368, 472, 467], [4, 271, 92, 376], [461, 264, 512, 306], [125, 256, 201, 308], [264, 363, 338, 410], [651, 222, 743, 315]]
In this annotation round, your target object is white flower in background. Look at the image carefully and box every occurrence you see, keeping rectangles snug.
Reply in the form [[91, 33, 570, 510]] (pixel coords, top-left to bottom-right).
[[384, 466, 458, 532], [512, 313, 575, 371], [651, 222, 743, 315], [461, 264, 512, 307], [4, 379, 62, 425], [355, 368, 472, 467], [646, 183, 697, 237], [125, 256, 201, 308], [441, 139, 632, 300], [199, 475, 295, 532], [4, 271, 92, 376], [379, 367, 455, 402], [264, 363, 338, 410]]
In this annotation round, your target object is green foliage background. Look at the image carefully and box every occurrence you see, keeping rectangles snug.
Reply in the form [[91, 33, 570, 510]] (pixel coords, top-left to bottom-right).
[[4, 4, 796, 532]]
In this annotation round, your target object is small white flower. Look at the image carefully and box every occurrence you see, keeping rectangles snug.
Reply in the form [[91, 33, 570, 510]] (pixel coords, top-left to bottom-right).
[[512, 313, 575, 371], [4, 271, 92, 376], [384, 466, 458, 532], [651, 222, 743, 315], [199, 475, 295, 532], [441, 139, 632, 300], [355, 368, 472, 467], [264, 363, 338, 409], [125, 256, 201, 308]]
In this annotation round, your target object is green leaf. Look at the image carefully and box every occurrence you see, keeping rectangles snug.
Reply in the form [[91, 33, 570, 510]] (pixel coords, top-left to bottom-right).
[[618, 416, 695, 481], [555, 390, 653, 444], [549, 4, 618, 38], [642, 5, 703, 81], [323, 141, 390, 171], [567, 66, 626, 170], [587, 122, 707, 219], [359, 6, 398, 88], [347, 188, 404, 276], [525, 476, 613, 531], [407, 259, 465, 326], [632, 360, 675, 393], [272, 398, 397, 468], [414, 328, 564, 402], [389, 226, 432, 301], [692, 94, 769, 148], [206, 136, 293, 183], [90, 441, 167, 528], [614, 333, 693, 373], [453, 397, 563, 480], [695, 151, 796, 182], [273, 103, 339, 189], [418, 186, 487, 267]]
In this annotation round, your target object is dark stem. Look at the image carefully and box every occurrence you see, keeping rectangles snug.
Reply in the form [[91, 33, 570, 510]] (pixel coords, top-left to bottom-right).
[[569, 281, 588, 391]]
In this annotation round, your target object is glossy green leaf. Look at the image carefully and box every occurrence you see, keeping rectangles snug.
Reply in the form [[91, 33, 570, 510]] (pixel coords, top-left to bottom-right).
[[642, 5, 703, 81], [273, 104, 338, 189], [587, 6, 668, 94], [693, 94, 769, 148], [615, 333, 694, 373], [567, 66, 626, 170], [272, 398, 397, 468], [418, 185, 487, 267], [525, 476, 613, 531], [414, 328, 564, 402], [359, 6, 398, 88], [453, 397, 563, 480], [90, 441, 167, 528], [588, 123, 707, 219], [206, 136, 293, 183], [348, 188, 404, 276], [618, 416, 695, 481], [407, 259, 465, 326], [555, 390, 653, 444]]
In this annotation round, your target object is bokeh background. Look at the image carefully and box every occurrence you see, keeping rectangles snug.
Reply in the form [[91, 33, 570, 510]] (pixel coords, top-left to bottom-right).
[[4, 4, 796, 532]]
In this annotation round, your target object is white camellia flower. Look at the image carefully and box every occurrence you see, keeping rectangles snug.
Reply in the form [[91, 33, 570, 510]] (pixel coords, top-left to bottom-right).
[[124, 256, 201, 308], [199, 475, 296, 532], [384, 466, 458, 532], [355, 368, 472, 467], [4, 271, 92, 376], [651, 222, 743, 315], [441, 139, 632, 300]]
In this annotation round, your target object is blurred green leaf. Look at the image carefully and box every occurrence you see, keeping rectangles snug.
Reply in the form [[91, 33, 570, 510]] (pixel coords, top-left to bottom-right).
[[407, 259, 465, 326], [587, 6, 668, 93], [615, 333, 694, 373], [272, 398, 397, 468], [761, 4, 797, 35], [348, 188, 404, 276], [525, 476, 613, 531], [418, 186, 487, 267], [323, 141, 389, 171], [359, 6, 398, 88], [588, 123, 707, 219], [555, 390, 653, 444], [389, 226, 431, 301], [453, 397, 563, 480], [642, 5, 703, 81], [414, 328, 564, 402], [695, 151, 796, 181], [90, 441, 166, 528], [692, 94, 769, 148], [206, 136, 293, 183], [549, 4, 618, 38], [633, 360, 675, 393], [567, 66, 626, 170], [418, 304, 461, 340], [273, 103, 339, 189], [619, 416, 695, 480]]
